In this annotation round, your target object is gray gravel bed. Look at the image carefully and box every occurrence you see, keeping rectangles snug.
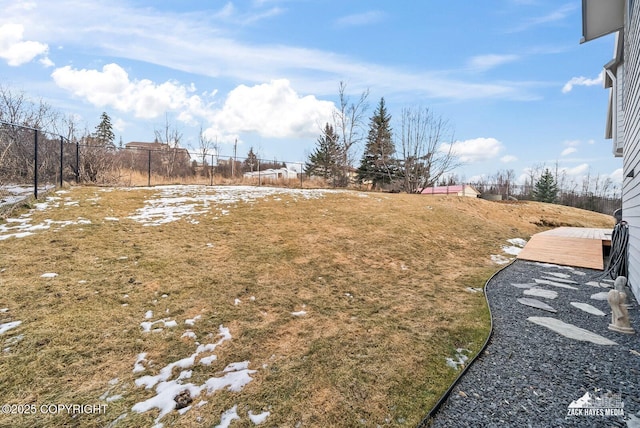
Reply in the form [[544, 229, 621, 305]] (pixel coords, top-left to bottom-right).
[[428, 260, 640, 428]]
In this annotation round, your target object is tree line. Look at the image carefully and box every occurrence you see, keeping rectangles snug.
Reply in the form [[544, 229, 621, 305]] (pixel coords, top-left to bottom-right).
[[305, 84, 459, 192]]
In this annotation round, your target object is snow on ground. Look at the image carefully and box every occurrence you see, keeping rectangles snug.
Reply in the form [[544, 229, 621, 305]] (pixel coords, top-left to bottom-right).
[[127, 185, 344, 226], [216, 405, 240, 428], [1, 185, 348, 240], [0, 188, 92, 240], [491, 254, 511, 265], [40, 273, 58, 278], [0, 321, 22, 335], [248, 410, 271, 425], [445, 348, 470, 370], [492, 237, 528, 265], [132, 325, 257, 426], [124, 307, 266, 427], [0, 184, 54, 208]]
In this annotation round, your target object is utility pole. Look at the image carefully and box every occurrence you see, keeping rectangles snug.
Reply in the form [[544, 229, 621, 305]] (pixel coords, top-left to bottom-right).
[[232, 138, 237, 177]]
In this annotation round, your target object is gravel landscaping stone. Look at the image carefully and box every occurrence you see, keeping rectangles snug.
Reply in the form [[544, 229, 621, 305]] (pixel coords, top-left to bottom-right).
[[427, 260, 640, 428]]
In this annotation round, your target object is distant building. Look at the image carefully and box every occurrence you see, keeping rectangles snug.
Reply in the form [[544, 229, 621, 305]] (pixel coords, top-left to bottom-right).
[[123, 140, 192, 176], [243, 167, 299, 180]]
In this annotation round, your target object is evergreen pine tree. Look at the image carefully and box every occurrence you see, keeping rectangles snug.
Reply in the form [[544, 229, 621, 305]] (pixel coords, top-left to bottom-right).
[[94, 112, 115, 147], [357, 97, 396, 189], [243, 147, 258, 172], [532, 168, 559, 203], [305, 123, 343, 186]]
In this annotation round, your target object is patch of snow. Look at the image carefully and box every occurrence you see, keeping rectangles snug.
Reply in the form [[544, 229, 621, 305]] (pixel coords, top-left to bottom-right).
[[177, 405, 192, 415], [491, 254, 511, 265], [133, 353, 148, 373], [145, 310, 153, 319], [507, 238, 527, 247], [291, 311, 307, 317], [40, 272, 58, 278], [0, 308, 8, 313], [132, 325, 256, 427], [502, 245, 522, 256], [126, 185, 344, 227], [248, 410, 271, 425], [0, 321, 22, 335], [104, 217, 119, 221], [234, 298, 241, 306], [185, 315, 201, 326], [200, 355, 217, 366], [164, 320, 178, 328], [215, 405, 240, 428], [445, 348, 470, 370], [181, 331, 197, 340]]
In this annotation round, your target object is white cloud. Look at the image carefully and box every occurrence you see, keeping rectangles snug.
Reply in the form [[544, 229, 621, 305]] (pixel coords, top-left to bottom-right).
[[206, 79, 335, 140], [0, 23, 48, 66], [0, 1, 539, 102], [468, 54, 519, 71], [51, 63, 211, 120], [510, 3, 577, 32], [563, 163, 590, 176], [610, 168, 623, 183], [112, 117, 127, 133], [563, 139, 581, 147], [440, 137, 504, 163], [562, 73, 603, 93], [39, 56, 54, 67], [335, 11, 384, 27], [500, 155, 518, 163], [51, 63, 335, 143], [560, 147, 577, 156]]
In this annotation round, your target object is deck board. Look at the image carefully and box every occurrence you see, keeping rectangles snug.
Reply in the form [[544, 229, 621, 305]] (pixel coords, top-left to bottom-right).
[[516, 227, 611, 270]]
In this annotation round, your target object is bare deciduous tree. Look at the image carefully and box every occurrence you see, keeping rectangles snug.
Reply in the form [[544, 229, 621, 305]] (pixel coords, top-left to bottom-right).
[[0, 85, 59, 185], [197, 125, 219, 176], [154, 114, 187, 177], [398, 106, 460, 193], [333, 81, 369, 186]]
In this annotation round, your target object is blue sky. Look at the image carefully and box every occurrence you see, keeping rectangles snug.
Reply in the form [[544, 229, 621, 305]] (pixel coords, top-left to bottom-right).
[[0, 0, 621, 189]]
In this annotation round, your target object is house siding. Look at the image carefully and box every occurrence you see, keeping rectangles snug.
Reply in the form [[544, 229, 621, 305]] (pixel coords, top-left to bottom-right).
[[616, 62, 625, 155], [623, 0, 640, 299]]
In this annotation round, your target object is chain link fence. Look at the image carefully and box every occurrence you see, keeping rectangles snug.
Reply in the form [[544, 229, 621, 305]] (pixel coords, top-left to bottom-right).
[[1, 121, 622, 216]]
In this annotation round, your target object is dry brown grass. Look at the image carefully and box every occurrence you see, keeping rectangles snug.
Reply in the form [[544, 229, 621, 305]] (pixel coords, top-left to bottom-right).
[[0, 186, 613, 427]]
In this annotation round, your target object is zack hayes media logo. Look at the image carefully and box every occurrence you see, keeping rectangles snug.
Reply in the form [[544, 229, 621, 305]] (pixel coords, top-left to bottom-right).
[[566, 390, 625, 417]]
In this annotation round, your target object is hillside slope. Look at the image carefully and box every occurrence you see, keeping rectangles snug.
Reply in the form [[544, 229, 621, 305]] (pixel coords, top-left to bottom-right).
[[0, 186, 613, 427]]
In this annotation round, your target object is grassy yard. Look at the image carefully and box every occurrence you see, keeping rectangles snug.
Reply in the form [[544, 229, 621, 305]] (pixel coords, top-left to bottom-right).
[[0, 185, 613, 427]]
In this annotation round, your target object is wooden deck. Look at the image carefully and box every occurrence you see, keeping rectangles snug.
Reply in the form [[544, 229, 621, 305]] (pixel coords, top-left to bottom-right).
[[516, 227, 612, 270]]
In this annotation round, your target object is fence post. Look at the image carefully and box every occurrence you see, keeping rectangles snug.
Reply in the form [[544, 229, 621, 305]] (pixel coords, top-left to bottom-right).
[[147, 150, 151, 187], [59, 136, 64, 188], [210, 154, 214, 186], [34, 129, 38, 199], [75, 141, 80, 183]]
